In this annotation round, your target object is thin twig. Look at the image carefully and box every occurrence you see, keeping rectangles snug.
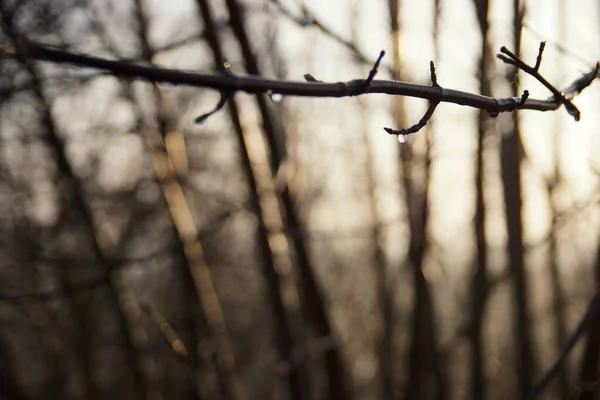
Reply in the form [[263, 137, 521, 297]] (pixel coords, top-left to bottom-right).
[[362, 50, 385, 90], [304, 49, 384, 92], [384, 61, 440, 136], [497, 41, 599, 121], [194, 60, 233, 124], [533, 41, 545, 71], [268, 0, 394, 75]]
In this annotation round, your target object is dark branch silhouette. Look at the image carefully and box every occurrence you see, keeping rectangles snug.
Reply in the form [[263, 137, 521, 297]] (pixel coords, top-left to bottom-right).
[[2, 39, 597, 134], [384, 61, 440, 137], [496, 41, 593, 120]]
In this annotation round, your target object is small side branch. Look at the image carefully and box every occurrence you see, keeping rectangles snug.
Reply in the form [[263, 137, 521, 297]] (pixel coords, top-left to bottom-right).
[[384, 61, 440, 137], [497, 41, 591, 121], [195, 60, 233, 125], [362, 50, 385, 90]]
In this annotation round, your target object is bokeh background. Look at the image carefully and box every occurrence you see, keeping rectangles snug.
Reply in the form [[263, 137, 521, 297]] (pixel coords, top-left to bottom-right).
[[1, 0, 600, 399]]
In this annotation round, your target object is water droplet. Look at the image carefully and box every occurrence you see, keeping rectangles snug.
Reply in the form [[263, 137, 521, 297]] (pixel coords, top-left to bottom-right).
[[268, 91, 284, 103], [487, 110, 499, 118], [397, 134, 407, 144]]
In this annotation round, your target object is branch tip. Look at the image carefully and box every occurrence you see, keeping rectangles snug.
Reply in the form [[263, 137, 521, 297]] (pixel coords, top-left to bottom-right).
[[303, 73, 321, 82], [363, 50, 385, 90], [384, 61, 441, 136], [195, 58, 234, 125], [429, 60, 439, 87], [520, 90, 529, 105], [194, 91, 230, 125], [497, 43, 582, 121], [497, 54, 516, 66], [534, 41, 546, 71]]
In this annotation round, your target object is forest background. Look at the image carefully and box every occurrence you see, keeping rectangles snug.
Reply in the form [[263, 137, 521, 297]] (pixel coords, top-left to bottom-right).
[[1, 0, 600, 399]]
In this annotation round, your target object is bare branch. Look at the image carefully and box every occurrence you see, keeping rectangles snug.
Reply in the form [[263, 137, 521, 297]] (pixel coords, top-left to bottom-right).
[[194, 60, 234, 125], [384, 61, 440, 137], [497, 41, 598, 121], [3, 40, 598, 129]]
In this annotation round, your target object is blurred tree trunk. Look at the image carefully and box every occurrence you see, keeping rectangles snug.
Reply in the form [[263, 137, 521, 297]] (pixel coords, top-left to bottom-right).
[[129, 6, 212, 399], [0, 4, 146, 399], [133, 1, 245, 399], [388, 1, 446, 399], [574, 11, 600, 399], [350, 3, 394, 397], [546, 146, 569, 400], [85, 5, 206, 396], [0, 178, 21, 400], [501, 1, 534, 397], [115, 54, 206, 400], [2, 6, 98, 400], [221, 1, 353, 399], [470, 0, 491, 398], [5, 208, 68, 400], [576, 248, 600, 400], [545, 0, 568, 397], [360, 98, 394, 398], [0, 331, 19, 400], [576, 35, 600, 388], [194, 0, 310, 399]]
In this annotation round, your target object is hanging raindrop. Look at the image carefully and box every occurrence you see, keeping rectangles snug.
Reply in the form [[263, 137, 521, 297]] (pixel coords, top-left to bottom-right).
[[397, 134, 407, 144], [266, 89, 284, 103], [270, 92, 284, 103], [271, 93, 283, 103]]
